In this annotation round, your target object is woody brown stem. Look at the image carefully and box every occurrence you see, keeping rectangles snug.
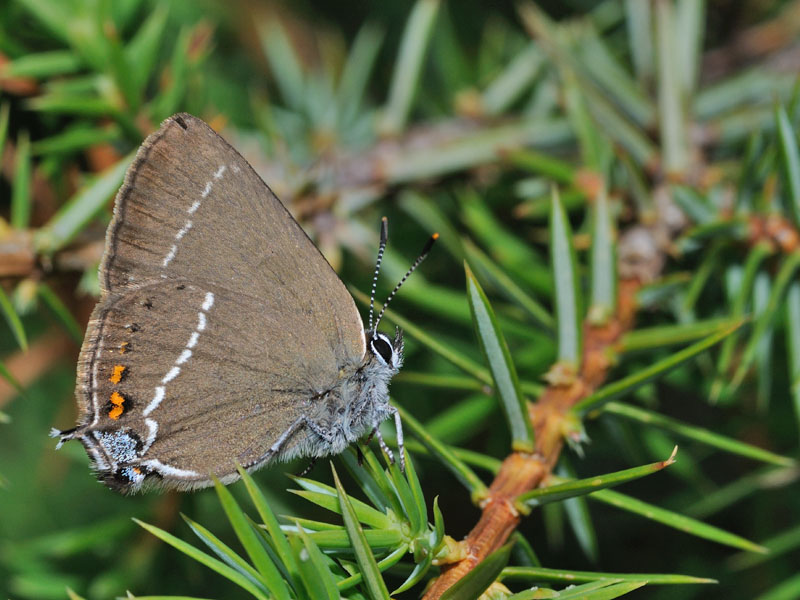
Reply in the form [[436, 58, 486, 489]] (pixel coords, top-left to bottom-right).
[[421, 278, 641, 600], [747, 214, 800, 254]]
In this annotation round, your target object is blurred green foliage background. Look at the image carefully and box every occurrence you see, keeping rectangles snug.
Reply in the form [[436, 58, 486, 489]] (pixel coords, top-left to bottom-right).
[[2, 1, 800, 599]]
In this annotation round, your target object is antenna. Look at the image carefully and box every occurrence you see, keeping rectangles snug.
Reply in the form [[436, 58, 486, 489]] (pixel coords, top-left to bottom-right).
[[368, 217, 389, 332], [373, 232, 439, 333]]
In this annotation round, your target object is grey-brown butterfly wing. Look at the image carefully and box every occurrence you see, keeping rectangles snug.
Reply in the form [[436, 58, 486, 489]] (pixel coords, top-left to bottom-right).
[[68, 113, 366, 492], [78, 281, 326, 491]]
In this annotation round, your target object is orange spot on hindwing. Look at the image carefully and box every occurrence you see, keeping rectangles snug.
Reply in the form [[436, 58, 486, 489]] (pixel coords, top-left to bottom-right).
[[109, 365, 126, 384], [108, 391, 126, 420], [119, 342, 129, 354]]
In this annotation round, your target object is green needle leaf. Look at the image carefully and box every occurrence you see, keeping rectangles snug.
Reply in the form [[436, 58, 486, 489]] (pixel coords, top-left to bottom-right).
[[37, 282, 83, 343], [464, 239, 553, 329], [787, 281, 800, 437], [236, 466, 302, 592], [379, 0, 440, 135], [730, 251, 800, 394], [336, 545, 408, 592], [0, 51, 82, 78], [465, 261, 534, 451], [34, 153, 133, 254], [509, 148, 575, 184], [518, 448, 677, 511], [0, 102, 9, 150], [337, 23, 385, 115], [589, 184, 616, 325], [550, 186, 582, 368], [340, 447, 392, 513], [212, 477, 291, 600], [562, 485, 598, 562], [656, 0, 689, 175], [621, 317, 742, 353], [293, 525, 340, 600], [11, 131, 32, 230], [289, 476, 392, 529], [331, 464, 391, 600], [586, 487, 767, 553], [603, 402, 795, 467], [134, 518, 271, 600], [758, 572, 800, 600], [31, 124, 122, 156], [126, 4, 170, 100], [458, 189, 551, 295], [396, 404, 488, 499], [776, 102, 800, 225], [729, 522, 800, 571], [0, 361, 25, 398], [182, 515, 268, 591], [358, 445, 407, 518], [711, 242, 772, 401], [423, 394, 496, 443], [131, 596, 215, 599], [482, 44, 544, 117], [0, 285, 27, 351], [501, 566, 715, 585], [397, 449, 427, 535], [560, 581, 646, 599], [385, 454, 423, 531], [433, 496, 445, 548], [574, 320, 744, 414], [392, 541, 433, 594]]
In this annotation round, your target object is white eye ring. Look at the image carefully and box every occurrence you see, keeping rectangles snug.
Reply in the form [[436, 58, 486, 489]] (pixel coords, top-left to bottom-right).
[[370, 332, 395, 366]]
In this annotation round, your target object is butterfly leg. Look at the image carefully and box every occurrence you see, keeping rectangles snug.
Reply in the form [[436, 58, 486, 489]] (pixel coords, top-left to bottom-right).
[[296, 457, 317, 477], [372, 426, 396, 466], [260, 414, 330, 463], [264, 416, 308, 460], [390, 406, 405, 473], [367, 408, 405, 472]]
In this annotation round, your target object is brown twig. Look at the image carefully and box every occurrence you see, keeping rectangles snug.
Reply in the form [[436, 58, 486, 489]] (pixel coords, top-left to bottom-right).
[[421, 278, 641, 599], [747, 213, 800, 254]]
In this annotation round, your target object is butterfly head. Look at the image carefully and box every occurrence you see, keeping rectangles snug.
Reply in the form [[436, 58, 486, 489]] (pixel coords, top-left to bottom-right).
[[367, 328, 403, 373]]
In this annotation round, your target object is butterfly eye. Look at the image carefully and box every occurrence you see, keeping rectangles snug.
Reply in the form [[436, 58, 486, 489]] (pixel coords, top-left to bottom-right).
[[370, 334, 394, 365]]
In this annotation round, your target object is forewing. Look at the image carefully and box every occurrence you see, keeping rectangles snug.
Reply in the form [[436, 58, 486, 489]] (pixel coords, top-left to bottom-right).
[[70, 113, 366, 491], [100, 113, 364, 364]]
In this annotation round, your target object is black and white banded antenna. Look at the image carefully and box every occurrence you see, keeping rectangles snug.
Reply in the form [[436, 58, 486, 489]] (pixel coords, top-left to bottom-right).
[[373, 231, 439, 333], [368, 216, 389, 333]]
